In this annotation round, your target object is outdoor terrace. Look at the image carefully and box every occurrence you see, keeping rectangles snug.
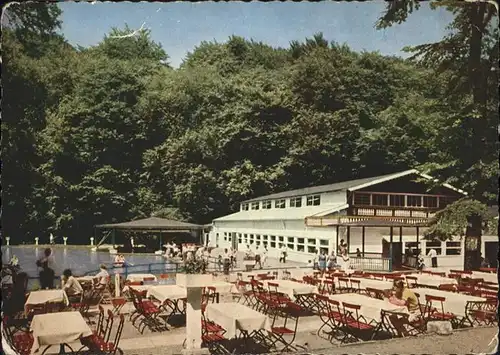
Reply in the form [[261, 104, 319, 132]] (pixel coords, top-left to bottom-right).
[[2, 259, 497, 355]]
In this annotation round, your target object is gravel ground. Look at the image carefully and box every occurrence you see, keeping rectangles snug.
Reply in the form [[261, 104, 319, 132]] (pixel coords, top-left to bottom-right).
[[124, 326, 498, 355]]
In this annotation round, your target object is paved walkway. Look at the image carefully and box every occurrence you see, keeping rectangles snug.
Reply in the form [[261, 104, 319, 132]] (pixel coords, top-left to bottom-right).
[[123, 326, 498, 355]]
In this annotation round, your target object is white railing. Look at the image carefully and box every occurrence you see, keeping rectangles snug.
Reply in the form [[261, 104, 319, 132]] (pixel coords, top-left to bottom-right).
[[305, 215, 430, 227]]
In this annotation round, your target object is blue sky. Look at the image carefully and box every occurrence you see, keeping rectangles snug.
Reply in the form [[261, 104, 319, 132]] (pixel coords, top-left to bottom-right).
[[58, 1, 454, 68]]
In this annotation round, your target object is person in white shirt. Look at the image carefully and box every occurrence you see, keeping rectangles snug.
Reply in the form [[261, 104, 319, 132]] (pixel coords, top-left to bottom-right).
[[95, 264, 109, 286], [312, 249, 320, 270], [62, 269, 83, 299], [427, 248, 438, 268], [245, 245, 252, 258], [262, 246, 269, 267]]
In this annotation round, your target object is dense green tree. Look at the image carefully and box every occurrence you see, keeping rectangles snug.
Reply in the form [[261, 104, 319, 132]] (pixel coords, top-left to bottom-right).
[[3, 3, 496, 248]]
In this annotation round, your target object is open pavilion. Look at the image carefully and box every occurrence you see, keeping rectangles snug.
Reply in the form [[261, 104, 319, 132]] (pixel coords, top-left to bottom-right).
[[95, 217, 204, 249]]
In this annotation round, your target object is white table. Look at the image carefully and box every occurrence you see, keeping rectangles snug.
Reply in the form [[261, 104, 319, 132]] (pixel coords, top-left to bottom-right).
[[206, 302, 271, 338], [126, 273, 157, 282], [147, 285, 187, 303], [30, 311, 93, 354], [210, 281, 238, 294], [412, 288, 486, 317], [262, 280, 317, 299], [122, 284, 150, 293], [413, 275, 458, 288], [25, 290, 69, 315], [354, 278, 394, 291], [469, 272, 498, 284], [329, 293, 407, 323]]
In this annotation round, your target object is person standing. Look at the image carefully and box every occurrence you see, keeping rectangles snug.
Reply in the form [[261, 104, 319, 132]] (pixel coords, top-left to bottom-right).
[[427, 248, 438, 268], [254, 246, 262, 269], [222, 249, 231, 275], [36, 248, 56, 290], [318, 251, 327, 274], [312, 249, 320, 270], [339, 239, 350, 271], [262, 246, 269, 268], [279, 244, 287, 263], [327, 251, 338, 270]]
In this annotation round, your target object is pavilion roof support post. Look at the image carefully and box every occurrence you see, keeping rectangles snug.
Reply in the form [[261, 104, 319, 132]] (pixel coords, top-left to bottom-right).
[[389, 226, 394, 272], [416, 226, 420, 255], [400, 226, 403, 260], [362, 226, 365, 257], [159, 230, 163, 250], [346, 226, 351, 254], [336, 225, 340, 254]]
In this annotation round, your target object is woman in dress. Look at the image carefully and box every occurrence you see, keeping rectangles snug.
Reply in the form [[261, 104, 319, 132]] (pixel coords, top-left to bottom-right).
[[318, 251, 327, 274], [338, 239, 350, 271]]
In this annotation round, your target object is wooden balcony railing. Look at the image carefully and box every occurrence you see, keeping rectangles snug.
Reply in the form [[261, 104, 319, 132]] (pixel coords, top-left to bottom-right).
[[305, 215, 430, 227]]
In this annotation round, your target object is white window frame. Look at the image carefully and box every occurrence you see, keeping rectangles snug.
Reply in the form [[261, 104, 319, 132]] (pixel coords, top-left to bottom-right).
[[290, 197, 302, 208], [306, 195, 321, 206], [275, 199, 286, 209], [251, 202, 260, 210], [262, 200, 272, 209]]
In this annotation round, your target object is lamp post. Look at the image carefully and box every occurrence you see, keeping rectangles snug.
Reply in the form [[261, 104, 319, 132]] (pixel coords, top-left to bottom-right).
[[63, 237, 68, 246], [6, 237, 10, 246], [90, 237, 94, 246], [35, 237, 39, 246]]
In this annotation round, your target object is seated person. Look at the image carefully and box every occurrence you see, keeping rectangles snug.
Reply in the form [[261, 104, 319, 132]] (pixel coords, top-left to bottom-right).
[[387, 280, 421, 336], [62, 269, 83, 301], [95, 264, 109, 287]]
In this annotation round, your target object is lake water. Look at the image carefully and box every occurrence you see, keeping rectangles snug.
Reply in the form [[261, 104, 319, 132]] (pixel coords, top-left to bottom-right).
[[1, 246, 177, 278]]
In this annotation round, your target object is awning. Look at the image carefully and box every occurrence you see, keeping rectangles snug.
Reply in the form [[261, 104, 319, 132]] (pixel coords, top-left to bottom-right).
[[95, 217, 203, 231]]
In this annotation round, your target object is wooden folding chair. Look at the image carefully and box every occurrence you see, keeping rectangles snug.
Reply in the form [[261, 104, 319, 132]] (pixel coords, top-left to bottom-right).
[[268, 302, 302, 352], [340, 302, 376, 343], [423, 295, 457, 327]]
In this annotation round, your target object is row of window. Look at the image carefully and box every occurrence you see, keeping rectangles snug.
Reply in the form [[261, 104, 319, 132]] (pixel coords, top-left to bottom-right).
[[406, 241, 462, 256], [219, 232, 329, 253], [241, 194, 321, 211], [353, 192, 455, 209]]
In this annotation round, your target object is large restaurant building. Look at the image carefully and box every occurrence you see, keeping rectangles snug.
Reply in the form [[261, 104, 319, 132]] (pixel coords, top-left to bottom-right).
[[210, 169, 497, 271]]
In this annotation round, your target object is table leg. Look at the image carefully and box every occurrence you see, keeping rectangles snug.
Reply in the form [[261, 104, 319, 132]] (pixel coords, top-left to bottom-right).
[[59, 343, 74, 354]]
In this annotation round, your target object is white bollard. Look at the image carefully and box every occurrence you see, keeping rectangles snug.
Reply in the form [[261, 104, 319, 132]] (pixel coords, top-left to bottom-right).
[[90, 237, 94, 246], [35, 237, 39, 246], [63, 237, 68, 246], [6, 237, 10, 246], [115, 273, 120, 298]]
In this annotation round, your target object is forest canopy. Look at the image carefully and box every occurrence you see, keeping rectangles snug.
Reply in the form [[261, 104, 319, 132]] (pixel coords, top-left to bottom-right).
[[2, 2, 498, 244]]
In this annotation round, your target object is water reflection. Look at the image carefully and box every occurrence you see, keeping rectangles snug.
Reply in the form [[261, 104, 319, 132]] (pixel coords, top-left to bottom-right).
[[1, 246, 175, 277]]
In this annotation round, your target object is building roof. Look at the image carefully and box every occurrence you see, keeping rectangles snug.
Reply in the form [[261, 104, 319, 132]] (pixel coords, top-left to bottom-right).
[[95, 217, 203, 230], [213, 204, 348, 222], [242, 169, 466, 204]]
